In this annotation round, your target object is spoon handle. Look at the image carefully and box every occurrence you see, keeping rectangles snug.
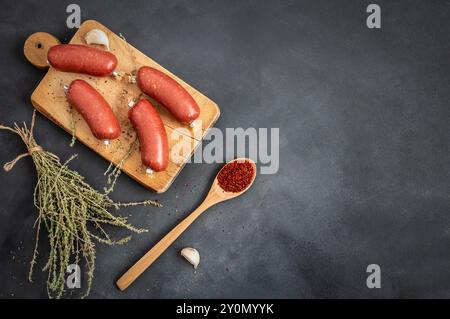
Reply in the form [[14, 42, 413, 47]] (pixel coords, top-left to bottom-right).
[[116, 198, 214, 291]]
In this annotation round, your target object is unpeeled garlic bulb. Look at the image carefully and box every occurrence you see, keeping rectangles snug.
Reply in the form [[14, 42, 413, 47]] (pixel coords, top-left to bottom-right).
[[181, 247, 200, 269], [85, 29, 110, 50]]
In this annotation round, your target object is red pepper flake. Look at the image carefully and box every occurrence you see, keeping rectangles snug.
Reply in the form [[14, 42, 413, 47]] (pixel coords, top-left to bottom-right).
[[217, 160, 255, 193]]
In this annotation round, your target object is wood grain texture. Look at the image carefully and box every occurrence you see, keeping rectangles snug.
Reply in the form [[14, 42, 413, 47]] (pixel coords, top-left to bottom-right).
[[30, 20, 220, 193], [24, 32, 60, 69]]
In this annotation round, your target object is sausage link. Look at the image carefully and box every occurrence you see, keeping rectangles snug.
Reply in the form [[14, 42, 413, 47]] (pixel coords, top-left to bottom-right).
[[67, 80, 121, 140], [137, 66, 200, 124], [48, 44, 118, 76], [128, 99, 169, 172]]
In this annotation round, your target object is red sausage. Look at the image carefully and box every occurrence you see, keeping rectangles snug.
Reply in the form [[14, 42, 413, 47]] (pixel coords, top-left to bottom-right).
[[67, 80, 121, 140], [137, 66, 200, 124], [128, 99, 169, 172], [48, 44, 118, 76]]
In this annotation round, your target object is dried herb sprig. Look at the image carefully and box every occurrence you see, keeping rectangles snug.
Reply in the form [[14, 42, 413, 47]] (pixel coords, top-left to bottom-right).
[[0, 111, 160, 299], [103, 138, 138, 195]]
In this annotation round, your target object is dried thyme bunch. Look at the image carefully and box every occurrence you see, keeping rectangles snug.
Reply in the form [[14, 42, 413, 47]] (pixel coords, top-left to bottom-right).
[[0, 111, 160, 299]]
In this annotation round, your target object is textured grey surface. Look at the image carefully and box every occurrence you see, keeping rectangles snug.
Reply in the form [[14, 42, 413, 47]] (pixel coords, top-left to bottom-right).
[[0, 0, 450, 298]]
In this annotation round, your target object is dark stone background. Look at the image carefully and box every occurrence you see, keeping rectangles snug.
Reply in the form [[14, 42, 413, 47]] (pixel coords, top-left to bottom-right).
[[0, 0, 449, 298]]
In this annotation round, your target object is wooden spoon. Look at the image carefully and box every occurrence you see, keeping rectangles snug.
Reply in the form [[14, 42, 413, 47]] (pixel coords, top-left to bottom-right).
[[116, 158, 256, 291]]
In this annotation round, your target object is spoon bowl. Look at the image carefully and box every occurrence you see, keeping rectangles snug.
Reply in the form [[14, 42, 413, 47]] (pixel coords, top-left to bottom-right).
[[207, 157, 257, 203], [116, 158, 257, 291]]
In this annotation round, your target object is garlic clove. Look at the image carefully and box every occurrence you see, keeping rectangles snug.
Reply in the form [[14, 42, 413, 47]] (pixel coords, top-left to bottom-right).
[[181, 247, 200, 269], [85, 29, 110, 50]]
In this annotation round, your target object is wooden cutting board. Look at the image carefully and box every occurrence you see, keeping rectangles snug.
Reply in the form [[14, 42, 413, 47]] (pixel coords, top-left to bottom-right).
[[24, 20, 220, 193]]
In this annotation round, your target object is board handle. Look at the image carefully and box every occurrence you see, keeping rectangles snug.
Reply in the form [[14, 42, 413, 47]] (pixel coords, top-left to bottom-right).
[[24, 32, 60, 69]]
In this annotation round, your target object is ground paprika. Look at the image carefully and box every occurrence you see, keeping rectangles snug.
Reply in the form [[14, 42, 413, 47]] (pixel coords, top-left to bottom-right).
[[217, 160, 255, 192]]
